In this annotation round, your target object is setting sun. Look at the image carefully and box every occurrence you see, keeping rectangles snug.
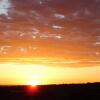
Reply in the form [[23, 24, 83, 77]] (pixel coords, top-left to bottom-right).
[[27, 80, 41, 86]]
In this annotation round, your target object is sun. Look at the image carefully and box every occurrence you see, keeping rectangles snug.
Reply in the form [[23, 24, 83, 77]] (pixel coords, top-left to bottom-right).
[[26, 80, 40, 94], [27, 80, 40, 86]]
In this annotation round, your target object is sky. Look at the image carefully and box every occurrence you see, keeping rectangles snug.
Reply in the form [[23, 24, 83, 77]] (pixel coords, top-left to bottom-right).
[[0, 0, 100, 85]]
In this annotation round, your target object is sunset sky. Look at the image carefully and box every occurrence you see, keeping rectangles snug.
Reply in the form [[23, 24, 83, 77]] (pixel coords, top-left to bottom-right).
[[0, 0, 100, 85]]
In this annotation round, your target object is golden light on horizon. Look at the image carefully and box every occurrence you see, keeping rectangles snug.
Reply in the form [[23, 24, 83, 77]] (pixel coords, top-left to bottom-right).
[[0, 62, 100, 85]]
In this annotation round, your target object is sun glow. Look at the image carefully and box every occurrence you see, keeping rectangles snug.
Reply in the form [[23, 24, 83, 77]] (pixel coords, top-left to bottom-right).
[[27, 80, 41, 86], [0, 62, 100, 85]]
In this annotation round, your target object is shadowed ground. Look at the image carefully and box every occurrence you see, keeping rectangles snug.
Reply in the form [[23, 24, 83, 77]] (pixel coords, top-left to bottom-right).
[[0, 83, 100, 100]]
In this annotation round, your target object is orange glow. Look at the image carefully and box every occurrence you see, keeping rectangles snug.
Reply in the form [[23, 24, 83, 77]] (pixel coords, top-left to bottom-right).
[[0, 63, 100, 85]]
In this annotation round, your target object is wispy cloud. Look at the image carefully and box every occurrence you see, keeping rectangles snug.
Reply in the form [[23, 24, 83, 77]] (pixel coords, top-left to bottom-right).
[[0, 58, 100, 67]]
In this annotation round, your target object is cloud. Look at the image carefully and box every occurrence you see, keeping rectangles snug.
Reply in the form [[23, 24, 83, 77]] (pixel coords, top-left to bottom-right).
[[0, 0, 11, 16], [54, 13, 65, 19], [0, 57, 100, 68]]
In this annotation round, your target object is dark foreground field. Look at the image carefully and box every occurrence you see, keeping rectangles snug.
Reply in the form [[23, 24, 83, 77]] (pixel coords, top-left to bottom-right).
[[0, 83, 100, 100]]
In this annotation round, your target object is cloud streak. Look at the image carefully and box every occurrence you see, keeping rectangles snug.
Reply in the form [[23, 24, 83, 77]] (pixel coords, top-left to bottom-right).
[[0, 57, 100, 67]]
